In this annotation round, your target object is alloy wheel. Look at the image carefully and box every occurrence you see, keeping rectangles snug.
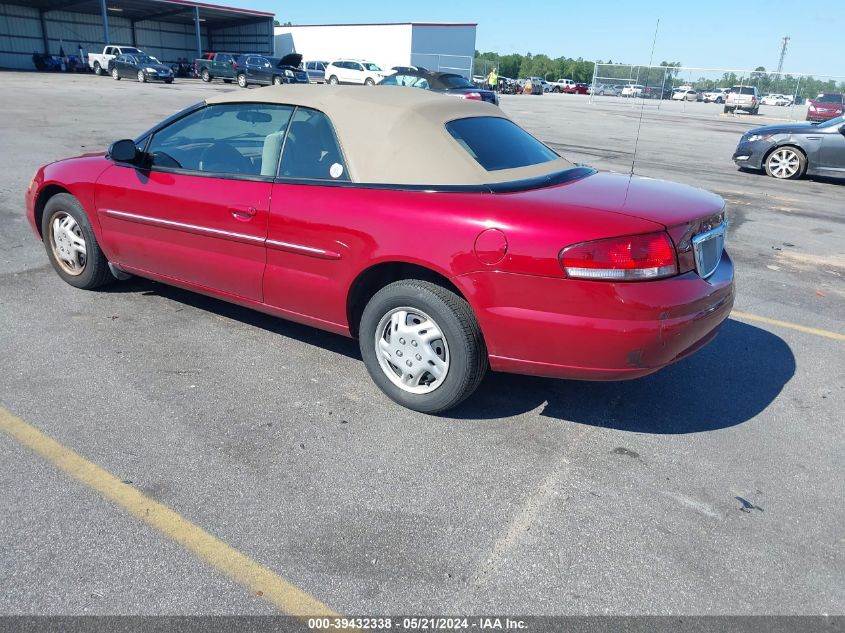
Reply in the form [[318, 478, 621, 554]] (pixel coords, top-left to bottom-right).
[[238, 74, 247, 88], [767, 149, 801, 179], [137, 70, 145, 82], [374, 307, 450, 395], [49, 212, 87, 276]]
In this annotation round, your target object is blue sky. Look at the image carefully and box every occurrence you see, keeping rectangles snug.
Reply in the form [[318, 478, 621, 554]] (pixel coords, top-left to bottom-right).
[[242, 0, 842, 78]]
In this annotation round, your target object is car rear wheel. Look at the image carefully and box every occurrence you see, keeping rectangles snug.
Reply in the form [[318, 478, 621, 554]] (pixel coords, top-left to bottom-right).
[[42, 193, 113, 290], [111, 67, 120, 80], [272, 75, 283, 85], [328, 75, 339, 85], [137, 70, 146, 83], [764, 147, 806, 180], [201, 68, 211, 82], [93, 62, 103, 75], [359, 280, 487, 414], [237, 73, 248, 88]]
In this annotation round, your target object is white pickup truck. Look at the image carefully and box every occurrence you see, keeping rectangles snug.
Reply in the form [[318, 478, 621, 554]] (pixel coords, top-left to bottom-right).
[[89, 45, 145, 75]]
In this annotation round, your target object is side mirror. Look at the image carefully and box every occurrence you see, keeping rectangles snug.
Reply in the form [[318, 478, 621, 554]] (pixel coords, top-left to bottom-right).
[[109, 139, 138, 163]]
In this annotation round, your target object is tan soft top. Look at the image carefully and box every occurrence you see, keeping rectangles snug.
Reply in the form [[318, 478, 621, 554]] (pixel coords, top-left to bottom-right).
[[206, 85, 572, 185]]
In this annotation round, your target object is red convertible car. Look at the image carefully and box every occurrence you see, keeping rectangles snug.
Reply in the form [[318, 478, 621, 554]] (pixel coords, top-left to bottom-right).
[[26, 86, 734, 413]]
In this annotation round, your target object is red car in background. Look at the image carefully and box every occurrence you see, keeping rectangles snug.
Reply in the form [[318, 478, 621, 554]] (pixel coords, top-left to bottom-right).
[[565, 83, 589, 95], [807, 93, 845, 122], [25, 86, 734, 413]]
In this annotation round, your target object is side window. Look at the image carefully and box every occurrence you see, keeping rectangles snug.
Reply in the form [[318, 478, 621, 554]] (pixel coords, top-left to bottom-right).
[[355, 63, 364, 72], [278, 108, 349, 181], [105, 47, 113, 55], [146, 104, 294, 178]]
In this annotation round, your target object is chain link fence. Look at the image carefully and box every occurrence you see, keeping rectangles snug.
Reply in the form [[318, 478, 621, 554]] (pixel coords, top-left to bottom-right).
[[590, 63, 845, 121]]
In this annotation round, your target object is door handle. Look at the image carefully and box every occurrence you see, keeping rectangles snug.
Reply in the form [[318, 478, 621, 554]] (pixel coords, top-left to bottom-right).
[[230, 206, 257, 219]]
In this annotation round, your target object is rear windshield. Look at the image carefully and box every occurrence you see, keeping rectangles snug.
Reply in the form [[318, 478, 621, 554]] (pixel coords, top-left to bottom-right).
[[446, 117, 559, 171], [816, 94, 843, 103], [730, 86, 755, 95], [436, 74, 474, 89]]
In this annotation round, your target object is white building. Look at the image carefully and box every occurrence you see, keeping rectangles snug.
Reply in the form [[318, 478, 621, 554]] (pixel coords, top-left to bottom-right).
[[274, 22, 476, 78]]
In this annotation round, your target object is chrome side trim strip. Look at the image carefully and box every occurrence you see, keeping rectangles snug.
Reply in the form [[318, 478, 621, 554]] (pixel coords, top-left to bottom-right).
[[266, 239, 342, 260], [102, 209, 264, 244]]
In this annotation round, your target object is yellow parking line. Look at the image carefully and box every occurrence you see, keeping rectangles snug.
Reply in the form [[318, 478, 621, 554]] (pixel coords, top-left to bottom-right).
[[732, 310, 845, 342], [0, 406, 338, 618]]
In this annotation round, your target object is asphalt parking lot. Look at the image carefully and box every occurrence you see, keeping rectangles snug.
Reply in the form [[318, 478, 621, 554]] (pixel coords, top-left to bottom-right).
[[0, 72, 842, 616]]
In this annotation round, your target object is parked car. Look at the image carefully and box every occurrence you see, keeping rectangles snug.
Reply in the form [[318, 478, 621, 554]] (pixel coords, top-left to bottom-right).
[[732, 115, 845, 180], [303, 61, 329, 83], [109, 53, 174, 83], [672, 88, 698, 102], [551, 79, 575, 93], [621, 84, 644, 97], [520, 77, 544, 95], [379, 70, 499, 106], [807, 93, 845, 122], [195, 52, 237, 84], [88, 45, 144, 76], [234, 54, 308, 88], [641, 86, 672, 100], [565, 83, 589, 95], [591, 83, 620, 96], [324, 59, 384, 85], [761, 93, 789, 106], [26, 85, 733, 413], [702, 88, 729, 104], [528, 77, 551, 93], [724, 86, 759, 114]]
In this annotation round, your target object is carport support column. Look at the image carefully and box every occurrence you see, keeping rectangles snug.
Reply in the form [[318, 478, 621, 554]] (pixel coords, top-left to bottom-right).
[[193, 7, 202, 60], [38, 9, 49, 54], [99, 0, 110, 45]]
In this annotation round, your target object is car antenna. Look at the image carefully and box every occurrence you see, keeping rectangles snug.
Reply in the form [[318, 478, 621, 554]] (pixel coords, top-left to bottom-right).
[[630, 18, 660, 177]]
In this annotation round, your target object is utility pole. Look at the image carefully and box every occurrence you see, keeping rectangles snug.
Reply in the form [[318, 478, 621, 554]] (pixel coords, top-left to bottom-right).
[[776, 36, 790, 75]]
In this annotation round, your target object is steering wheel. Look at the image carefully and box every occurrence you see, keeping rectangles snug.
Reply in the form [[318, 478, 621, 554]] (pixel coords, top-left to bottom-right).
[[198, 142, 253, 175]]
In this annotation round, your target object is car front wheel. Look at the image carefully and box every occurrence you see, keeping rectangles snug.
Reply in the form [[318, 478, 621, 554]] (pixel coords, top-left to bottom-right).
[[237, 73, 248, 88], [365, 77, 375, 86], [137, 70, 146, 83], [359, 280, 487, 414], [41, 193, 113, 289], [328, 75, 339, 85], [111, 68, 120, 80], [201, 68, 211, 82], [765, 147, 806, 180], [272, 75, 283, 85]]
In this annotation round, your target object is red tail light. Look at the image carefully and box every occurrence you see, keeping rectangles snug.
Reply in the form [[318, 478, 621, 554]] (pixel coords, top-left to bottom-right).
[[462, 92, 483, 101], [559, 232, 678, 281]]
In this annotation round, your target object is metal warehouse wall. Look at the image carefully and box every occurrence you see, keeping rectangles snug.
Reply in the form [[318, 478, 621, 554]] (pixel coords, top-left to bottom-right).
[[135, 20, 207, 62], [210, 21, 272, 55], [410, 24, 476, 77], [0, 3, 42, 69], [274, 24, 413, 70]]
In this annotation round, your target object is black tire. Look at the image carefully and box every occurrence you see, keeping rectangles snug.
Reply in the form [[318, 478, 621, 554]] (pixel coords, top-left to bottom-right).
[[41, 193, 113, 290], [201, 68, 211, 82], [111, 67, 120, 80], [272, 75, 283, 86], [364, 77, 375, 86], [328, 75, 339, 85], [93, 62, 102, 76], [359, 280, 487, 414], [723, 106, 730, 113], [165, 79, 173, 84], [716, 96, 724, 104], [237, 73, 248, 88]]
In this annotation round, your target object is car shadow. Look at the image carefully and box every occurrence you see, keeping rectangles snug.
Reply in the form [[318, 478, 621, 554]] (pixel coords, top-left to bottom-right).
[[103, 280, 794, 432], [451, 319, 795, 433], [104, 277, 361, 361]]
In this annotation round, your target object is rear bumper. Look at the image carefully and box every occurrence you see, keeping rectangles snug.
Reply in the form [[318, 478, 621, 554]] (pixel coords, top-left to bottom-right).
[[461, 253, 735, 381]]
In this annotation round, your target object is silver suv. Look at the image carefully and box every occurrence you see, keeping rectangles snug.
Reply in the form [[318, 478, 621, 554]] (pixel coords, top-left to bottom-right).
[[725, 86, 759, 115]]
